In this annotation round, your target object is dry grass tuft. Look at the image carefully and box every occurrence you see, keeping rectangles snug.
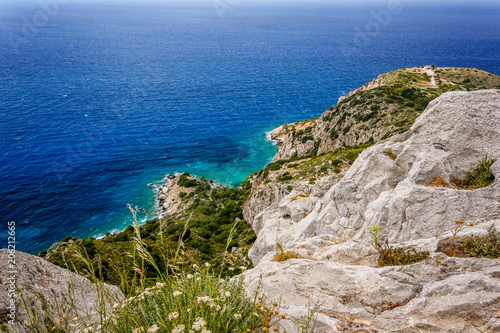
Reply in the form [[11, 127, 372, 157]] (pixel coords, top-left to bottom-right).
[[290, 193, 309, 202], [426, 173, 452, 188], [272, 243, 298, 262]]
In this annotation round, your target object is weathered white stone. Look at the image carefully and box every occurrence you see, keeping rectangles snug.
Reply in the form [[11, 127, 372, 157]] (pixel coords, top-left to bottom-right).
[[243, 90, 500, 332], [0, 250, 124, 333]]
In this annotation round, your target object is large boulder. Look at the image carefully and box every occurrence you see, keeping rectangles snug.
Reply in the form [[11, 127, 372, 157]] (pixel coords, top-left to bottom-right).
[[243, 90, 500, 332], [0, 250, 124, 332]]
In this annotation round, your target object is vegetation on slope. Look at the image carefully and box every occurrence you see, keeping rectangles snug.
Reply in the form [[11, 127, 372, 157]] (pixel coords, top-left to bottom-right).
[[39, 176, 256, 293], [275, 67, 500, 159], [451, 155, 496, 190], [248, 141, 375, 190]]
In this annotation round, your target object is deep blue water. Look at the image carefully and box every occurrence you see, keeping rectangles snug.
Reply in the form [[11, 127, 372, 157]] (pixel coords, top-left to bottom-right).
[[1, 1, 499, 254]]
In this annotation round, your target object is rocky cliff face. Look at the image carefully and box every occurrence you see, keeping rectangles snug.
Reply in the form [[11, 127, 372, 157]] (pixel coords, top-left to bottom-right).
[[243, 90, 500, 332], [271, 67, 500, 161], [0, 250, 123, 333], [244, 67, 500, 228]]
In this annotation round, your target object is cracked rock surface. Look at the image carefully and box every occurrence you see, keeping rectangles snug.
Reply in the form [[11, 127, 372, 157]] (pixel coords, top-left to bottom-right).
[[0, 250, 124, 333], [243, 90, 500, 332]]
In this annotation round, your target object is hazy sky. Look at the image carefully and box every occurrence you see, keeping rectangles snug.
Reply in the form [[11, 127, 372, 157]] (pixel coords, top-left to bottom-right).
[[4, 0, 500, 4]]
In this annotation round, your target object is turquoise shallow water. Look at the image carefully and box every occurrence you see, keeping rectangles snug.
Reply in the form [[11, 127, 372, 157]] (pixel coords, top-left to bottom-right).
[[0, 1, 499, 253]]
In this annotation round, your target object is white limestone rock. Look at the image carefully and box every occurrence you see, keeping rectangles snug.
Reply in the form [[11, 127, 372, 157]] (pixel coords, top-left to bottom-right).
[[243, 90, 500, 332], [0, 250, 124, 333]]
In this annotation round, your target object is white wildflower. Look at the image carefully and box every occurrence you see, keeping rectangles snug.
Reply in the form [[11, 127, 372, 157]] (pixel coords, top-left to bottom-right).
[[156, 282, 166, 288], [187, 274, 194, 279], [201, 328, 211, 333], [240, 266, 246, 271], [192, 264, 198, 269], [191, 317, 207, 331], [204, 262, 210, 267], [173, 291, 182, 297], [168, 311, 180, 321], [148, 325, 160, 333], [228, 267, 234, 271], [172, 324, 186, 333], [224, 291, 231, 297], [234, 313, 242, 320]]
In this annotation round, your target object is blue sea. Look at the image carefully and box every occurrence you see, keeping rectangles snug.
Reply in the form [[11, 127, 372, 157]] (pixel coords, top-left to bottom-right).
[[1, 0, 499, 254]]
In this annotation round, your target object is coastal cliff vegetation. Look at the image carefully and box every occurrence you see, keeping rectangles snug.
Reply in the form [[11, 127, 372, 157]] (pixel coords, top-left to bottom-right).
[[271, 66, 500, 160], [24, 66, 500, 333], [40, 67, 500, 291], [39, 175, 256, 292]]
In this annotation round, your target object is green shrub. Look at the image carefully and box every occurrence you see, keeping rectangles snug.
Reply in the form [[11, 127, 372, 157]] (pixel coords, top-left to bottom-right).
[[266, 161, 283, 171], [62, 236, 75, 243], [81, 238, 97, 257], [277, 172, 293, 182], [319, 164, 329, 173], [330, 129, 339, 140], [452, 156, 496, 189], [342, 125, 352, 135], [377, 243, 429, 267], [178, 173, 199, 188], [464, 225, 500, 258], [370, 225, 429, 267], [301, 135, 314, 143]]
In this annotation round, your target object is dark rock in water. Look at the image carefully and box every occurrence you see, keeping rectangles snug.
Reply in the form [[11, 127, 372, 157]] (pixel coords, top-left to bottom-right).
[[148, 183, 154, 187], [167, 174, 175, 180]]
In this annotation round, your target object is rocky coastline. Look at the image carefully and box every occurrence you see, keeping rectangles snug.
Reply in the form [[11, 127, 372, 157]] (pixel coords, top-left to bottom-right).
[[155, 173, 223, 218], [4, 67, 500, 333]]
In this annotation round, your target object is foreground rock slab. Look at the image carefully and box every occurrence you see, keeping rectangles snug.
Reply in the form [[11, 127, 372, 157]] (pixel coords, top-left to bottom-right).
[[244, 253, 500, 332], [0, 250, 124, 333]]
